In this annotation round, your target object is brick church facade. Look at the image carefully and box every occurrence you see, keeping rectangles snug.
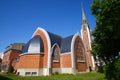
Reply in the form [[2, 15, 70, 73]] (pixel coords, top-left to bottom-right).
[[11, 7, 95, 76]]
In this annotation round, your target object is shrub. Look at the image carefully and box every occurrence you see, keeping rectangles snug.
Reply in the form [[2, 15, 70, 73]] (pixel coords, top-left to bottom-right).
[[52, 71, 59, 75], [105, 56, 120, 80], [98, 66, 104, 73], [8, 66, 14, 73]]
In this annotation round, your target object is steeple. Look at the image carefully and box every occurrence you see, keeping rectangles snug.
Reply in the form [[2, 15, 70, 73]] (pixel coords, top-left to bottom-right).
[[81, 3, 87, 24], [81, 3, 90, 31], [81, 3, 95, 70]]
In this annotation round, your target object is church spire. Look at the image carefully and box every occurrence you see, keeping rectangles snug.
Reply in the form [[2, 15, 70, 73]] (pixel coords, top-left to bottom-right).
[[81, 3, 95, 70], [81, 3, 87, 24]]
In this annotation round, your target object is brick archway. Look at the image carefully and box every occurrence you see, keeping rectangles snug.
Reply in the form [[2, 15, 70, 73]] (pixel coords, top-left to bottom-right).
[[74, 36, 87, 72], [51, 43, 61, 73]]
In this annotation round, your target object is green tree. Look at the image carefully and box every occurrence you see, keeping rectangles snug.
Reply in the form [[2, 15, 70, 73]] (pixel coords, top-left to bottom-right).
[[91, 0, 120, 80], [91, 0, 120, 62]]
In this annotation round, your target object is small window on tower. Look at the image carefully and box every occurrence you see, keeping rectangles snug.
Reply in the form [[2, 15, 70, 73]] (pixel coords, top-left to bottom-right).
[[84, 38, 88, 49], [83, 25, 86, 30]]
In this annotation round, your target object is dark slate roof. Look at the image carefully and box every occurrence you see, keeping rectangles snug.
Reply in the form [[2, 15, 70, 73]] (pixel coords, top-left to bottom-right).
[[22, 35, 44, 53], [61, 35, 74, 53], [4, 43, 25, 53], [47, 32, 63, 47], [47, 32, 74, 53], [22, 30, 74, 54]]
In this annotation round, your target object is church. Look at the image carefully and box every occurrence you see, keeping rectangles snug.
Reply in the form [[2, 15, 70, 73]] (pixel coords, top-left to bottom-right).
[[14, 7, 95, 76]]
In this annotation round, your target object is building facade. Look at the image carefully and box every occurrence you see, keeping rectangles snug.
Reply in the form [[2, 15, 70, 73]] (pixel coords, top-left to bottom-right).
[[1, 43, 25, 72], [15, 7, 95, 76]]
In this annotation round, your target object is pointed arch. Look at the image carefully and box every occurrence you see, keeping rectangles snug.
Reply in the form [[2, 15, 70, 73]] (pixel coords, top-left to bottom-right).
[[71, 33, 86, 68], [51, 43, 61, 73], [32, 27, 52, 69], [51, 43, 60, 62]]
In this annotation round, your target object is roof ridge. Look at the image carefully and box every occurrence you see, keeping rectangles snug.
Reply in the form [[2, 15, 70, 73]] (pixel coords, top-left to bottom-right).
[[63, 34, 74, 39], [47, 31, 63, 38]]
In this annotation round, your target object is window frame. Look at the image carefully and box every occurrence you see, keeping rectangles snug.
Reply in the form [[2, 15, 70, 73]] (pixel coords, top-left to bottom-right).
[[31, 72, 37, 76], [76, 42, 85, 62], [53, 46, 59, 62], [25, 72, 31, 76]]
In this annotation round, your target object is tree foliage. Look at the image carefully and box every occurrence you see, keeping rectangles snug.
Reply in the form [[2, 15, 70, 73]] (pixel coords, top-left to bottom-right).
[[91, 0, 120, 62], [105, 56, 120, 80]]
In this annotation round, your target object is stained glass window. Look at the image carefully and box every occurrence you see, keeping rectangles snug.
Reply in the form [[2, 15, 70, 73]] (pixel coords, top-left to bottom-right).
[[53, 47, 58, 61], [76, 42, 84, 62]]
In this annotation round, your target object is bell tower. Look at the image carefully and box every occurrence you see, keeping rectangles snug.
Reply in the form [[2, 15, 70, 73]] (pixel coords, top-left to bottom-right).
[[81, 4, 95, 70]]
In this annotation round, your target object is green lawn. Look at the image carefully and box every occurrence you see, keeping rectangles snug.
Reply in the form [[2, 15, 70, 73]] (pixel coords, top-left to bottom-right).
[[0, 71, 107, 80]]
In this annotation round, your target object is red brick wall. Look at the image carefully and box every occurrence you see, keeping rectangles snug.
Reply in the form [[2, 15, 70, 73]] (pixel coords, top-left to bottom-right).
[[2, 50, 21, 71], [10, 51, 21, 68], [82, 30, 93, 68], [2, 51, 10, 64], [88, 51, 93, 67], [61, 53, 72, 68], [15, 54, 44, 69]]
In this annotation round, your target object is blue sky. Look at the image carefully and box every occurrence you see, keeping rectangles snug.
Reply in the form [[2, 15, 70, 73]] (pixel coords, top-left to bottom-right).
[[0, 0, 96, 52]]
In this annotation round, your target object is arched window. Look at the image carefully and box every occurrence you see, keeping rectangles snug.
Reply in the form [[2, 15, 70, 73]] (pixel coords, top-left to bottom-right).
[[83, 25, 86, 30], [53, 47, 59, 61], [76, 42, 84, 62]]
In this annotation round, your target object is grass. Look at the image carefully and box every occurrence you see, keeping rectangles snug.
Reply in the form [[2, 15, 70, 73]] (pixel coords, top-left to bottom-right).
[[0, 71, 107, 80]]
